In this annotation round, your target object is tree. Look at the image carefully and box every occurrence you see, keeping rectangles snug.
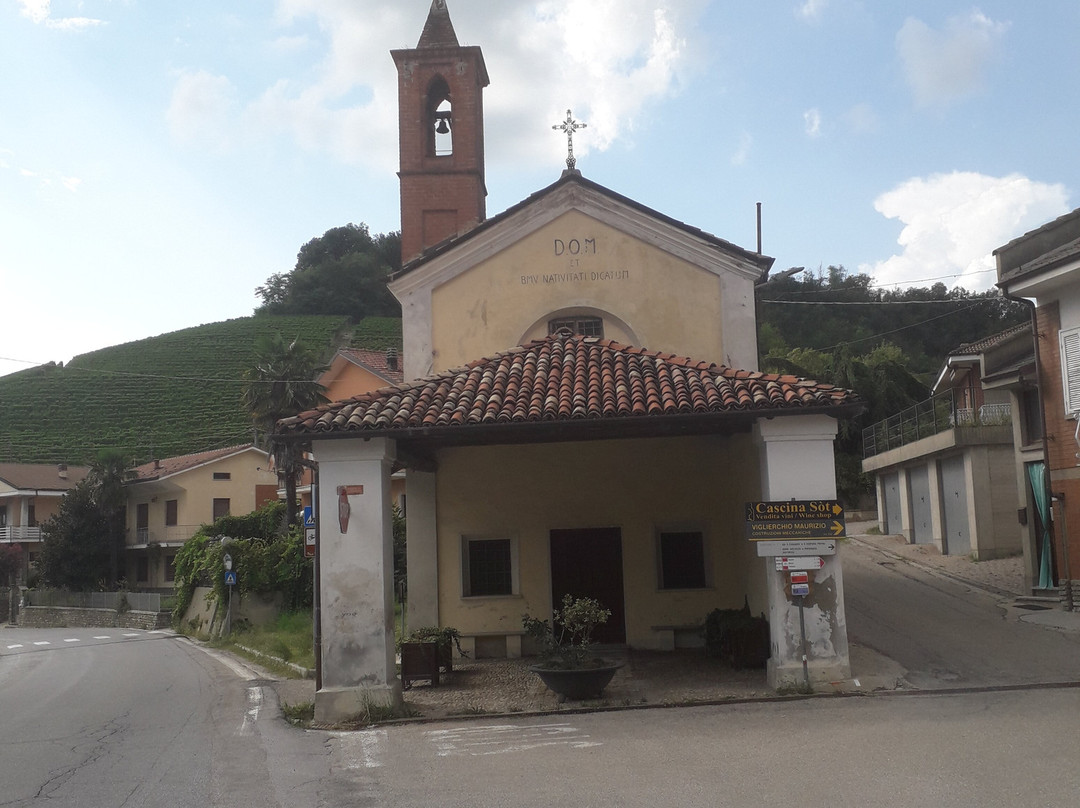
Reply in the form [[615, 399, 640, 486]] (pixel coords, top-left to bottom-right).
[[37, 480, 112, 589], [89, 449, 130, 585], [242, 333, 330, 528], [256, 224, 402, 321], [0, 543, 22, 585]]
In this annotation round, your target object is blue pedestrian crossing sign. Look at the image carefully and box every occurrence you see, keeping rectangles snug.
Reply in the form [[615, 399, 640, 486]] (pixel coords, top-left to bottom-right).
[[303, 506, 315, 528], [224, 570, 237, 587]]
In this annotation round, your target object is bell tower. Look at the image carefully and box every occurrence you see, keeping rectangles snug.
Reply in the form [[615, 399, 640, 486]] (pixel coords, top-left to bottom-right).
[[392, 1, 489, 264]]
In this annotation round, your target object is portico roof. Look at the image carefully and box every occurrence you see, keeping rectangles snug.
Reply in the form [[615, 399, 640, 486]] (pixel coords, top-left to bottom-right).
[[276, 332, 861, 448]]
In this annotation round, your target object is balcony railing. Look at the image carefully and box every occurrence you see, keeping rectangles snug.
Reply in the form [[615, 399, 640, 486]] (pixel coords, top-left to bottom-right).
[[863, 390, 1012, 458], [128, 525, 200, 546], [0, 526, 41, 543]]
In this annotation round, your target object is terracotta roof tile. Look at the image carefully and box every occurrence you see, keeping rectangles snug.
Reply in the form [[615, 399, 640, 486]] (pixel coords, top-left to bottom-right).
[[338, 348, 405, 384], [130, 444, 262, 482], [947, 322, 1032, 357], [0, 463, 89, 492], [278, 333, 860, 439]]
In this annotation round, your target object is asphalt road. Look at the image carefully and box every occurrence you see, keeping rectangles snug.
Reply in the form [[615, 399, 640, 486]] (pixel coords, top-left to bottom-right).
[[0, 628, 363, 807], [4, 546, 1080, 807], [842, 539, 1080, 688]]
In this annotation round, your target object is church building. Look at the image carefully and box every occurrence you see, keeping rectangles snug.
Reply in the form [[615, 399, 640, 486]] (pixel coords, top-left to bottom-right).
[[277, 0, 862, 722]]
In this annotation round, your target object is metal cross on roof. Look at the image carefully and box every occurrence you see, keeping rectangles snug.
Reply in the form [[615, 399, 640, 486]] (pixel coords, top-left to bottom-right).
[[552, 109, 587, 171]]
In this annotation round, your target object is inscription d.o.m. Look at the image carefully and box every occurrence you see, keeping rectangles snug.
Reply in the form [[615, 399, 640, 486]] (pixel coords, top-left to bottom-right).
[[554, 238, 596, 256]]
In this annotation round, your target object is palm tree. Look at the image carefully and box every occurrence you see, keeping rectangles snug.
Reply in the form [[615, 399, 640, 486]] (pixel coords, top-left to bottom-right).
[[242, 333, 329, 529]]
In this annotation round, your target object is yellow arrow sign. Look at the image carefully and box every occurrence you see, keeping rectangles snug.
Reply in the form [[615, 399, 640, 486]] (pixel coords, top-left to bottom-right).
[[831, 520, 844, 536]]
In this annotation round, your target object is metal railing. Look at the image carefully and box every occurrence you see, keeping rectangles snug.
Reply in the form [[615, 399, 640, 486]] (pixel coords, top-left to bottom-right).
[[0, 526, 41, 543], [863, 390, 1012, 458], [23, 589, 162, 612]]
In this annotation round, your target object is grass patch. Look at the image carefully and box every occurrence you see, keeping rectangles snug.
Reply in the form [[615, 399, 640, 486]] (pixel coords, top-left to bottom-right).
[[282, 701, 315, 725], [221, 610, 315, 672]]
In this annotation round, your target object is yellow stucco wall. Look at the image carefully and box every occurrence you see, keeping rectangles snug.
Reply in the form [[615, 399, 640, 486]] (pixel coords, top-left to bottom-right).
[[433, 433, 766, 650], [324, 362, 393, 403], [124, 449, 277, 588], [429, 212, 728, 372]]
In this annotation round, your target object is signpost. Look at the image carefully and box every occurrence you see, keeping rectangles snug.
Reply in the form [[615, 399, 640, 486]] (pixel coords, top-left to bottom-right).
[[223, 552, 235, 636], [744, 500, 845, 541], [303, 506, 316, 559], [756, 540, 836, 557], [774, 556, 826, 571]]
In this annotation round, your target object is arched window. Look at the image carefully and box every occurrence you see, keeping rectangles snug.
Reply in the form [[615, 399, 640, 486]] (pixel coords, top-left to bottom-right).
[[549, 316, 603, 338], [426, 77, 453, 157]]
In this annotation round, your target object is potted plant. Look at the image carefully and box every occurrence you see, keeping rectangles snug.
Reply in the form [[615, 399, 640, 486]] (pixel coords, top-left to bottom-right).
[[522, 594, 622, 700], [399, 626, 468, 689]]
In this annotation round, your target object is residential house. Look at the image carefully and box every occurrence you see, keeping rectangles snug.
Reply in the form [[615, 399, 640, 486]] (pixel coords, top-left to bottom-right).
[[0, 463, 89, 582], [275, 1, 863, 723], [996, 207, 1080, 607], [124, 445, 278, 590], [861, 325, 1031, 563]]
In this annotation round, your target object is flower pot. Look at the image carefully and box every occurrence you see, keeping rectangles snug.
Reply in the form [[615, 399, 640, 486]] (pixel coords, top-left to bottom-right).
[[528, 660, 624, 700]]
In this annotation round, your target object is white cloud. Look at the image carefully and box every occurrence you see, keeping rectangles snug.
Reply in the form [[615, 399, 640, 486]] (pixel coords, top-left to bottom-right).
[[896, 11, 1009, 107], [861, 172, 1070, 291], [796, 0, 828, 23], [731, 132, 752, 166], [803, 108, 822, 137], [167, 71, 239, 149], [18, 0, 103, 29], [221, 1, 710, 171]]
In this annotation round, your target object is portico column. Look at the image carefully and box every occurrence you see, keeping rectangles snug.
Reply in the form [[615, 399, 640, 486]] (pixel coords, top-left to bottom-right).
[[311, 437, 402, 723], [405, 469, 439, 630], [754, 415, 851, 690]]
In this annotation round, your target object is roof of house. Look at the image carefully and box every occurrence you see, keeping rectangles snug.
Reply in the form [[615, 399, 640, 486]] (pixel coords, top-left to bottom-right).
[[394, 170, 774, 280], [129, 444, 266, 483], [0, 463, 89, 492], [996, 207, 1080, 285], [947, 322, 1032, 357], [278, 331, 860, 446], [336, 348, 405, 385]]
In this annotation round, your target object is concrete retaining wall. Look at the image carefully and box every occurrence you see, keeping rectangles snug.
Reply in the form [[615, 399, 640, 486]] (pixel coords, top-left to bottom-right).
[[17, 606, 171, 630]]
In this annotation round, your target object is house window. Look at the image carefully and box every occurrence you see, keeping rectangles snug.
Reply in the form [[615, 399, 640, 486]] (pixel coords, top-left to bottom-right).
[[213, 498, 231, 521], [136, 503, 149, 543], [27, 501, 36, 527], [1059, 327, 1080, 417], [0, 505, 6, 527], [1020, 386, 1044, 445], [165, 499, 178, 527], [462, 537, 517, 597], [136, 556, 149, 583], [658, 530, 708, 589], [165, 554, 177, 583], [213, 472, 231, 481], [549, 316, 603, 338]]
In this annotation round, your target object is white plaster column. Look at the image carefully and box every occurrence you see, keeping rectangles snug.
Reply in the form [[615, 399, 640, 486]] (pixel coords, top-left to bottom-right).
[[755, 415, 851, 690], [897, 466, 913, 543], [928, 458, 946, 553], [405, 469, 439, 631], [311, 437, 401, 723]]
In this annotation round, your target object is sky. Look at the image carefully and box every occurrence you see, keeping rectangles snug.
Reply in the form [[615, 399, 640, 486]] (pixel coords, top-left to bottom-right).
[[2, 0, 1078, 378]]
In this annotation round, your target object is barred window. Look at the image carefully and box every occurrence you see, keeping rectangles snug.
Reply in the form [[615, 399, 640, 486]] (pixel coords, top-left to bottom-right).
[[549, 316, 603, 338], [462, 538, 516, 597]]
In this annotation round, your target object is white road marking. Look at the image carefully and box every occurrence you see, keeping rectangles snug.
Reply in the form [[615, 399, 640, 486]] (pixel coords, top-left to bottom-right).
[[33, 641, 50, 646], [7, 644, 23, 649], [239, 687, 263, 736], [64, 639, 80, 643], [122, 633, 140, 638], [332, 730, 388, 769], [425, 723, 602, 757], [93, 636, 111, 640]]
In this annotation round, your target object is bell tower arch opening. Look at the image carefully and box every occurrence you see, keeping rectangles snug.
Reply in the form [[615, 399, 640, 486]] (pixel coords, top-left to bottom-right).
[[427, 77, 453, 157]]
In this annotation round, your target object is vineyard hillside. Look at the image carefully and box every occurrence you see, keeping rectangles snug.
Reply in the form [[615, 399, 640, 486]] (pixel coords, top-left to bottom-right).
[[0, 315, 403, 465]]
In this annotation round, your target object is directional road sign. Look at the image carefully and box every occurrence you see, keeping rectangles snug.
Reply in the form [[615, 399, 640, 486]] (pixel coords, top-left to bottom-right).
[[745, 500, 845, 541], [756, 540, 837, 557], [774, 556, 826, 571]]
